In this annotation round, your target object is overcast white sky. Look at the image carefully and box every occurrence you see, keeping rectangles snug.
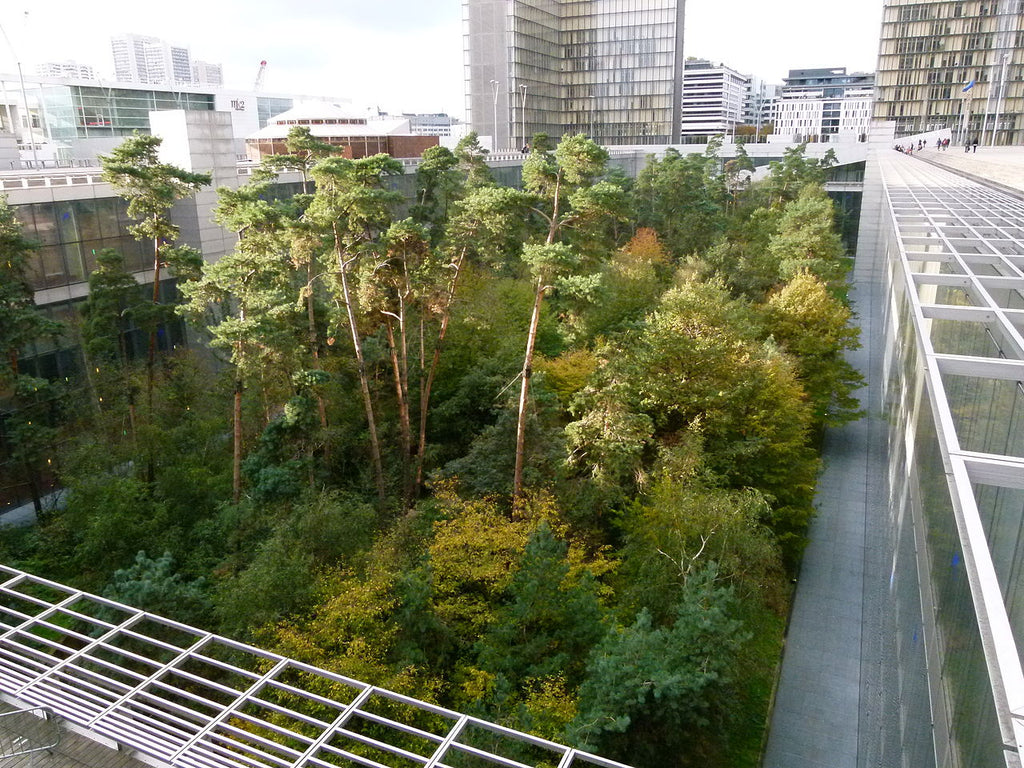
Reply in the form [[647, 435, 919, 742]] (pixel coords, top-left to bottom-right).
[[0, 0, 885, 115]]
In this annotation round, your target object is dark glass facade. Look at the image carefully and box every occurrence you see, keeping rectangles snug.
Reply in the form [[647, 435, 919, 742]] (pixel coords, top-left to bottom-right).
[[13, 198, 151, 291]]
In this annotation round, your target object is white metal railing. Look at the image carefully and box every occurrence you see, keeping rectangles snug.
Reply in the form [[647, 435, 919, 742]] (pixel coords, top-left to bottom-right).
[[0, 565, 634, 768]]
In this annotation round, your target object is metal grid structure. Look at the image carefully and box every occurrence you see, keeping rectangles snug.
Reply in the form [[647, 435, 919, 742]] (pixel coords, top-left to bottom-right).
[[881, 153, 1024, 760], [0, 564, 633, 768]]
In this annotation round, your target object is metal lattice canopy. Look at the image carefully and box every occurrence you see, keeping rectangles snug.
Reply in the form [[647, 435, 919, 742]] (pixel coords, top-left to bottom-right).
[[0, 565, 633, 768], [881, 154, 1024, 754]]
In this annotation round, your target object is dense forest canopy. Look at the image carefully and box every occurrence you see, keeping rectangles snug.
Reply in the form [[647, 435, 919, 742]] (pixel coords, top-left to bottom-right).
[[0, 134, 861, 768]]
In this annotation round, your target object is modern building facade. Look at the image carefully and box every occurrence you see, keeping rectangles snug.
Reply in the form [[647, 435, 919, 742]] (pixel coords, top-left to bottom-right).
[[463, 0, 686, 149], [679, 58, 749, 139], [775, 67, 874, 142], [0, 72, 355, 167], [875, 0, 1024, 145]]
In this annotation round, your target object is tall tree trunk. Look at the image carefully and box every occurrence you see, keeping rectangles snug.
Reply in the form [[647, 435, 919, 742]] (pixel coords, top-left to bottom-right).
[[334, 224, 386, 503], [232, 376, 243, 504], [415, 248, 467, 493], [22, 456, 42, 515], [513, 277, 546, 501], [513, 172, 561, 501], [306, 263, 330, 461], [385, 317, 411, 503], [145, 236, 161, 485]]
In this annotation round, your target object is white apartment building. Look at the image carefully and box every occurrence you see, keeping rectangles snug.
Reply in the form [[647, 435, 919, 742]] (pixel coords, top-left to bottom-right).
[[111, 34, 195, 86], [680, 59, 749, 138], [774, 67, 874, 142], [192, 61, 224, 88], [35, 61, 96, 80]]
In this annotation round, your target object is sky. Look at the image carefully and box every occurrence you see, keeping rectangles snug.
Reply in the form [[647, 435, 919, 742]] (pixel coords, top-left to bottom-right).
[[0, 0, 885, 116]]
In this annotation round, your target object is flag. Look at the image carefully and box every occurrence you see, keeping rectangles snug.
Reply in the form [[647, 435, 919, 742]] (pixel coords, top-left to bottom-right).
[[962, 80, 975, 92]]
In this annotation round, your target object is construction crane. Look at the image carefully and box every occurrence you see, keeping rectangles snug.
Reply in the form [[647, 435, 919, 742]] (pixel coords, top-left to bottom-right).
[[253, 60, 267, 91]]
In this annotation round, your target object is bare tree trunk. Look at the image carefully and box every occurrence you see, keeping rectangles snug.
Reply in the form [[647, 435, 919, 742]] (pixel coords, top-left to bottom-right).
[[385, 317, 411, 503], [415, 247, 467, 493], [513, 172, 561, 501], [306, 262, 329, 434], [334, 224, 386, 502], [513, 277, 546, 501], [145, 236, 161, 485], [232, 377, 242, 504]]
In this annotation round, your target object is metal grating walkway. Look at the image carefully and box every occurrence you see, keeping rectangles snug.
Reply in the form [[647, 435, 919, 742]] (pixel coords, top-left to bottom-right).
[[0, 565, 632, 768]]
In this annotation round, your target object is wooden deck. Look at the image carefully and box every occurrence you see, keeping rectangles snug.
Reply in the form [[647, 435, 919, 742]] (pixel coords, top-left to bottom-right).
[[0, 703, 149, 768]]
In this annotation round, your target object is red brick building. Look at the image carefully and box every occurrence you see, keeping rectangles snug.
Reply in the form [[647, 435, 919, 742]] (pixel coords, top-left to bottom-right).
[[245, 102, 438, 161]]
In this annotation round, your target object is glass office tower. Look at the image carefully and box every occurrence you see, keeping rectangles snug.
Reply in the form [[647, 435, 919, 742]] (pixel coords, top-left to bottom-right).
[[875, 0, 1024, 145], [464, 0, 686, 149]]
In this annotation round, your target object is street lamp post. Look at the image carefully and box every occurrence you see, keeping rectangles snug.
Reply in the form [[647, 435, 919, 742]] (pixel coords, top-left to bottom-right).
[[519, 84, 527, 150], [991, 52, 1011, 146], [0, 20, 39, 168], [490, 79, 500, 152]]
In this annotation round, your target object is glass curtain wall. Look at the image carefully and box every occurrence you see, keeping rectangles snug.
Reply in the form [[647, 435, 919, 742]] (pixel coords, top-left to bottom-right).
[[881, 155, 1024, 767], [465, 0, 684, 148], [561, 0, 684, 144]]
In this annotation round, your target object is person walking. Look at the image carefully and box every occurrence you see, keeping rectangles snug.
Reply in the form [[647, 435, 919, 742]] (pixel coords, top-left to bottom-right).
[[972, 137, 979, 153]]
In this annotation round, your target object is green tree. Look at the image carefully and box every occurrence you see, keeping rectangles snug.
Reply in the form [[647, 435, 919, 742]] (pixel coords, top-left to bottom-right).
[[416, 186, 530, 492], [308, 154, 403, 503], [0, 195, 58, 375], [99, 134, 210, 441], [634, 147, 725, 260], [764, 271, 864, 428], [567, 280, 818, 551], [411, 145, 463, 242], [0, 196, 63, 512], [179, 180, 304, 503], [359, 219, 438, 502], [570, 570, 748, 768], [104, 550, 211, 626], [617, 478, 784, 622], [453, 131, 494, 191], [258, 125, 337, 194], [761, 142, 836, 206], [513, 134, 625, 499], [81, 248, 142, 364], [476, 522, 605, 688], [80, 247, 143, 436], [767, 185, 848, 286]]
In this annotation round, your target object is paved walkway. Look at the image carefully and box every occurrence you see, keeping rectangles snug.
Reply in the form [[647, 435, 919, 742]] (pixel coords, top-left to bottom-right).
[[915, 145, 1024, 196], [762, 134, 896, 768]]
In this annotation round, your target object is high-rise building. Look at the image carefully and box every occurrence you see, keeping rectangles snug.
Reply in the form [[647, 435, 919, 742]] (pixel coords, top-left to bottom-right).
[[875, 0, 1024, 145], [679, 58, 749, 139], [775, 68, 874, 142], [192, 60, 224, 88], [463, 0, 686, 149], [35, 61, 96, 80], [111, 34, 195, 86]]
